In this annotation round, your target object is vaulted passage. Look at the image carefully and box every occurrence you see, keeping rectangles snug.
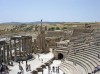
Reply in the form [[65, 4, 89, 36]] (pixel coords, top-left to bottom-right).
[[58, 53, 63, 60]]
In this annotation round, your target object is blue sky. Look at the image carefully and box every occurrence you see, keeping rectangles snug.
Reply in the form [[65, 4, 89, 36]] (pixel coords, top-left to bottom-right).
[[0, 0, 100, 23]]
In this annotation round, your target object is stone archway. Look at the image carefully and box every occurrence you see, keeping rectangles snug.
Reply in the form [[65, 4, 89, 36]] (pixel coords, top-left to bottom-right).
[[58, 53, 63, 60]]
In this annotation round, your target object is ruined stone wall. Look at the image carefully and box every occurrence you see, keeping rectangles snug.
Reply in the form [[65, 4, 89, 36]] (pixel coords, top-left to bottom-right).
[[46, 31, 64, 37]]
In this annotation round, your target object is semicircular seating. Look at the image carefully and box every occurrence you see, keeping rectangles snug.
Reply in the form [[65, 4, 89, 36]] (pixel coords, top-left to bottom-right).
[[58, 43, 100, 74], [60, 61, 81, 74], [56, 31, 100, 74]]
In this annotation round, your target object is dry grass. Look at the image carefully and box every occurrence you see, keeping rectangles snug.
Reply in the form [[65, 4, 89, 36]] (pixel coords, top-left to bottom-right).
[[0, 25, 15, 30]]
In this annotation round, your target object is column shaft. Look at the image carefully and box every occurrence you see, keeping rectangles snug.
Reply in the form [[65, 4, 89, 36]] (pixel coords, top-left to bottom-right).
[[22, 38, 25, 56], [0, 45, 2, 64], [7, 45, 10, 64], [10, 40, 12, 60], [3, 43, 6, 63], [14, 39, 17, 61], [19, 39, 21, 58], [30, 38, 32, 54]]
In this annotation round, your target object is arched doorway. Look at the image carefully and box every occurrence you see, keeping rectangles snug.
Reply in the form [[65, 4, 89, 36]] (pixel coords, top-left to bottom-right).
[[58, 53, 63, 60]]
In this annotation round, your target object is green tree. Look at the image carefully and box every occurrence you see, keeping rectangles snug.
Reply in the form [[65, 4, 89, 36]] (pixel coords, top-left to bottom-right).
[[48, 27, 55, 31], [56, 27, 60, 30], [62, 27, 67, 30]]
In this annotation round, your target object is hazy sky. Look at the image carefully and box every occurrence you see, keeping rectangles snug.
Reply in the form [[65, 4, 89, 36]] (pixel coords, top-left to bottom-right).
[[0, 0, 100, 23]]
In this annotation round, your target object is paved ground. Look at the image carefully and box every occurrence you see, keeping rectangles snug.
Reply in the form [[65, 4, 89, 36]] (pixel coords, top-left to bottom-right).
[[8, 52, 54, 74], [8, 51, 65, 74]]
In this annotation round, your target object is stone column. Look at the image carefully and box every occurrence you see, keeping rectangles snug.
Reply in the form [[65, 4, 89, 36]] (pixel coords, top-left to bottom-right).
[[22, 38, 25, 56], [7, 45, 10, 64], [10, 40, 12, 60], [0, 45, 2, 64], [29, 37, 32, 54], [31, 37, 32, 53], [24, 38, 27, 55], [19, 39, 21, 58], [34, 39, 37, 53], [3, 43, 6, 63], [38, 34, 42, 52], [28, 37, 31, 54], [26, 38, 29, 55], [23, 37, 27, 62], [14, 39, 17, 61]]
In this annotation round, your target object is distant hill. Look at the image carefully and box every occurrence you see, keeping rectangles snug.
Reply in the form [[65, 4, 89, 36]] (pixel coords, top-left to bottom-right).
[[0, 22, 99, 25], [0, 22, 23, 25], [0, 22, 66, 25]]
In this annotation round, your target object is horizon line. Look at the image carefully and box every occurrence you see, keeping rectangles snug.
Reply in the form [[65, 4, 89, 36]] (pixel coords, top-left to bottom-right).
[[0, 21, 99, 24]]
